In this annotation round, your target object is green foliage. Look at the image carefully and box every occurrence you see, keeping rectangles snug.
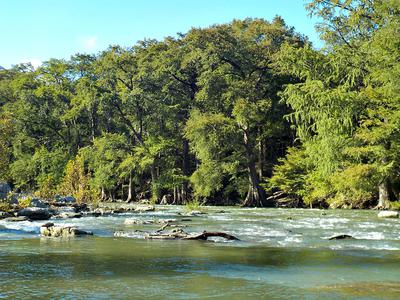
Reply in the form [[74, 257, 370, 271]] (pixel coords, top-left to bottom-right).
[[270, 0, 400, 207], [185, 199, 201, 211], [35, 175, 58, 200], [0, 113, 13, 181], [328, 164, 378, 208], [268, 147, 308, 198], [18, 197, 32, 208], [58, 155, 98, 204], [3, 9, 398, 209]]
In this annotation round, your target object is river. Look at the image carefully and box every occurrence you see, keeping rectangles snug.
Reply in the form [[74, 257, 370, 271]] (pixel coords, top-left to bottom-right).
[[1, 206, 400, 299]]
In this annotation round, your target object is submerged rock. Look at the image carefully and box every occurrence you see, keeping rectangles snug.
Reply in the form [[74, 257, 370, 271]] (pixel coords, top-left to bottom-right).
[[40, 224, 92, 238], [17, 207, 51, 220], [378, 211, 399, 218]]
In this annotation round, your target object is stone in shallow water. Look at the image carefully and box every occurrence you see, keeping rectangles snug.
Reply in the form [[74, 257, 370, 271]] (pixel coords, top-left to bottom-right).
[[54, 195, 76, 204], [328, 234, 354, 240], [40, 224, 92, 237], [124, 218, 154, 225], [377, 211, 399, 218], [134, 205, 155, 212], [53, 212, 82, 219]]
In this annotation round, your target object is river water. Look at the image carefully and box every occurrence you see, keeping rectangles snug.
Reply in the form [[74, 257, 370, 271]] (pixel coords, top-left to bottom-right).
[[1, 206, 400, 299]]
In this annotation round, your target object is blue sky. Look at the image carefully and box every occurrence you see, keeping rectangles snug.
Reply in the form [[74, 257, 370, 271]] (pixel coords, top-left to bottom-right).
[[0, 0, 322, 68]]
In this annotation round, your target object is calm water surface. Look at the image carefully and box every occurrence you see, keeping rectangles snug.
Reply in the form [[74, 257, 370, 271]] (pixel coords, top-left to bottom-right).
[[1, 206, 400, 299]]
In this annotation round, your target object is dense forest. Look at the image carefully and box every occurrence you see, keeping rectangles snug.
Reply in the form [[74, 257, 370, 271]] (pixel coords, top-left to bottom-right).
[[0, 0, 399, 209]]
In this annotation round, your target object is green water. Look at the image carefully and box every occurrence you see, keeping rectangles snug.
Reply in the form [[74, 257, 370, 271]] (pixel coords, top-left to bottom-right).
[[1, 207, 400, 299]]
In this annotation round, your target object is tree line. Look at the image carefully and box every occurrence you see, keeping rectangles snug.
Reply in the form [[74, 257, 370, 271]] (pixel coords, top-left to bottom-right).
[[0, 0, 399, 208]]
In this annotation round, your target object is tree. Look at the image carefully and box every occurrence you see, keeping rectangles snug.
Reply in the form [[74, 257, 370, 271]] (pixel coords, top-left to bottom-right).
[[185, 18, 305, 206], [272, 0, 400, 208]]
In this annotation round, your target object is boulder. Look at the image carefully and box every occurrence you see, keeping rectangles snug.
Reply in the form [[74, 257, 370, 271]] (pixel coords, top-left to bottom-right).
[[54, 195, 76, 204], [0, 182, 11, 200], [124, 218, 154, 225], [0, 211, 13, 219], [72, 203, 87, 212], [134, 205, 155, 213], [40, 224, 92, 238], [17, 207, 51, 220], [29, 198, 49, 208], [378, 211, 399, 218], [57, 212, 82, 219], [83, 211, 102, 217], [55, 206, 76, 214]]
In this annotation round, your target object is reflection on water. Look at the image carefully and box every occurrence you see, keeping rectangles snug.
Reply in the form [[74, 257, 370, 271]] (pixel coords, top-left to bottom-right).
[[1, 206, 400, 299]]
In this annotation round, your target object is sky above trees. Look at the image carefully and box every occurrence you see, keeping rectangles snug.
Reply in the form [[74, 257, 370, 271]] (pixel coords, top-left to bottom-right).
[[0, 0, 321, 68]]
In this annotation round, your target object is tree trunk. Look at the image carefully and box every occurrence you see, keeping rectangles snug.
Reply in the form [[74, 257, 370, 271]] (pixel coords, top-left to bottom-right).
[[258, 139, 264, 178], [173, 186, 177, 204], [243, 161, 266, 207], [126, 173, 133, 202], [181, 139, 190, 203], [242, 130, 266, 207], [101, 187, 106, 201], [377, 179, 391, 209], [377, 144, 392, 209]]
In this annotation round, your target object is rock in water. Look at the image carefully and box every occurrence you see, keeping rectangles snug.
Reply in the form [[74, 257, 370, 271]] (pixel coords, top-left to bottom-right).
[[378, 211, 399, 218], [185, 210, 206, 216], [17, 207, 51, 220], [54, 195, 76, 205], [124, 218, 154, 225], [29, 198, 49, 208], [55, 212, 82, 219], [328, 234, 354, 240], [134, 205, 155, 212], [40, 224, 92, 238]]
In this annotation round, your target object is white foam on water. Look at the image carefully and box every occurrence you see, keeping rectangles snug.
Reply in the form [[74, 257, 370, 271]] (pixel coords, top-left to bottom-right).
[[352, 231, 385, 240], [357, 223, 378, 229], [277, 236, 302, 246], [207, 215, 235, 221], [0, 220, 44, 233]]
